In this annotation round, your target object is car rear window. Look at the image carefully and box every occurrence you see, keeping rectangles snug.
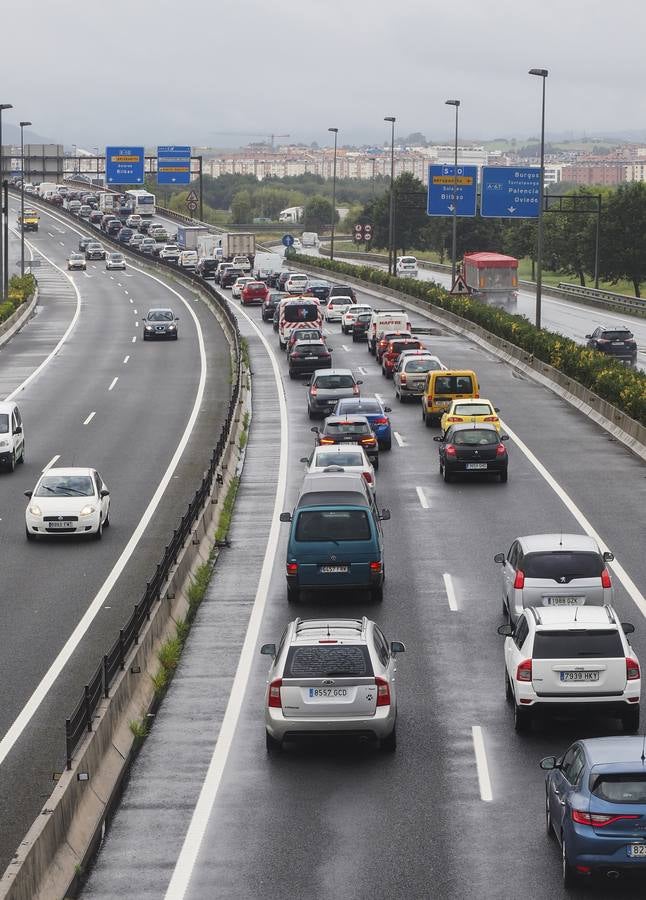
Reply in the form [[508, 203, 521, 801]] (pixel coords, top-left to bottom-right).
[[391, 341, 419, 352], [434, 375, 474, 394], [532, 630, 623, 659], [295, 509, 371, 542], [284, 304, 318, 323], [523, 551, 603, 579], [592, 775, 646, 803], [601, 330, 633, 340], [337, 400, 380, 414], [284, 644, 373, 678], [453, 403, 493, 416], [452, 429, 498, 445], [325, 422, 370, 436], [315, 450, 364, 467], [314, 375, 355, 389], [295, 343, 326, 355], [404, 359, 440, 373]]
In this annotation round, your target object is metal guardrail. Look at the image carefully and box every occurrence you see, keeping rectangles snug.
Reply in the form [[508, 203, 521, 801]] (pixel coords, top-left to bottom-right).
[[556, 282, 646, 314]]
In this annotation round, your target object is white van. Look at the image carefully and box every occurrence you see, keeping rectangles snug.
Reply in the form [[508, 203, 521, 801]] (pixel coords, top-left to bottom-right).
[[0, 401, 25, 471], [368, 310, 411, 354], [301, 232, 319, 247], [396, 256, 419, 278], [178, 250, 198, 271], [232, 254, 251, 273]]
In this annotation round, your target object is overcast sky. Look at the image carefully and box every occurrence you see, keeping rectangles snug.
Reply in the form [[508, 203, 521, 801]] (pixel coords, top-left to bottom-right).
[[3, 0, 645, 149]]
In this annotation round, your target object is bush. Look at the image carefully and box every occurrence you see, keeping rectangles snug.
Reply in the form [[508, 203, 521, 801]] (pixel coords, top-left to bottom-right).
[[290, 253, 646, 426], [0, 274, 36, 324]]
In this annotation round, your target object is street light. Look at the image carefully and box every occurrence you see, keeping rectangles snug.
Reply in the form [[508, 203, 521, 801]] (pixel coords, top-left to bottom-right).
[[328, 128, 338, 260], [19, 121, 31, 278], [445, 99, 460, 287], [384, 117, 396, 275], [0, 103, 14, 303], [529, 68, 549, 329]]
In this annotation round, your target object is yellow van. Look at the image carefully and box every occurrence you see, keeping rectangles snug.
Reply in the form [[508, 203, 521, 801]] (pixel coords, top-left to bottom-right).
[[421, 369, 480, 427]]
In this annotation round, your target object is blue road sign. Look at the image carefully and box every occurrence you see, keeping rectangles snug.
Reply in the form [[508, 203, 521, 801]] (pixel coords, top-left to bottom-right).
[[480, 167, 541, 218], [157, 145, 191, 185], [427, 165, 477, 217], [282, 234, 295, 247], [105, 146, 144, 184]]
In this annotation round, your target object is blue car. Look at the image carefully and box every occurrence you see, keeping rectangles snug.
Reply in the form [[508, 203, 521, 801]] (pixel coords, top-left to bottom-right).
[[334, 397, 393, 451], [541, 737, 646, 887]]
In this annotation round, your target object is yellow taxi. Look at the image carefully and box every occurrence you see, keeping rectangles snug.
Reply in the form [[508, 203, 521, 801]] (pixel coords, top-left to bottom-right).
[[440, 398, 501, 433]]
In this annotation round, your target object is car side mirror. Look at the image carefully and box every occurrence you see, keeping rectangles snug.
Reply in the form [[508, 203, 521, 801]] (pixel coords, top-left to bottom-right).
[[500, 434, 509, 441], [384, 406, 392, 413], [260, 643, 276, 657], [328, 347, 334, 352], [497, 624, 513, 637], [175, 317, 179, 322], [14, 425, 22, 434], [603, 551, 614, 562], [539, 756, 557, 771], [380, 508, 391, 521], [310, 426, 319, 434], [100, 489, 110, 498], [493, 552, 505, 564], [585, 334, 591, 339], [299, 457, 309, 464], [494, 407, 500, 413], [356, 380, 363, 385], [24, 490, 33, 499], [622, 622, 636, 635], [390, 641, 406, 655], [279, 512, 292, 523], [433, 435, 443, 442]]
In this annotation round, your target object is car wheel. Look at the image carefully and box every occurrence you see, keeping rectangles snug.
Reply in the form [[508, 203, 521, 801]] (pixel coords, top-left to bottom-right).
[[371, 584, 384, 602], [266, 731, 282, 755], [505, 667, 513, 703], [502, 596, 509, 619], [513, 703, 531, 734], [380, 724, 397, 752], [381, 440, 392, 452], [545, 791, 555, 839], [173, 334, 178, 341], [287, 584, 299, 603], [499, 468, 508, 483], [372, 457, 379, 471], [7, 451, 15, 472], [423, 411, 432, 428], [622, 705, 640, 733], [25, 526, 35, 542], [143, 333, 148, 341], [442, 465, 452, 483], [562, 839, 578, 888], [93, 520, 103, 541], [307, 407, 315, 420], [19, 443, 25, 463]]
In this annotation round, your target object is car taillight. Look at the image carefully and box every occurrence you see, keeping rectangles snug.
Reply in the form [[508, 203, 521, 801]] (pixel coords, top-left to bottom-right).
[[290, 352, 301, 359], [310, 386, 318, 396], [321, 352, 331, 358], [496, 443, 506, 456], [268, 678, 282, 708], [375, 676, 391, 706], [513, 570, 525, 589], [445, 444, 457, 457], [320, 437, 335, 444], [363, 471, 373, 483], [627, 658, 641, 680], [374, 417, 388, 425], [399, 373, 407, 384], [446, 416, 461, 423], [361, 435, 376, 445], [596, 338, 610, 344], [572, 809, 639, 827], [601, 568, 612, 589], [286, 562, 298, 575], [370, 561, 382, 573], [483, 415, 498, 422], [352, 384, 360, 395], [516, 659, 532, 682]]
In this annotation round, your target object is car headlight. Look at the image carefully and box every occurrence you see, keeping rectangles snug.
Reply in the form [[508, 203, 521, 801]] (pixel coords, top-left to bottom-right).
[[168, 323, 176, 330], [145, 325, 153, 331], [0, 439, 8, 447], [79, 505, 96, 517], [28, 504, 42, 516]]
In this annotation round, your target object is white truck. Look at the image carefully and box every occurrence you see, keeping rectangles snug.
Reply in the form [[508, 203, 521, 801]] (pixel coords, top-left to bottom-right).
[[197, 233, 219, 259], [37, 182, 59, 199], [301, 232, 319, 247], [177, 225, 209, 251], [367, 310, 411, 354], [215, 232, 256, 269], [253, 251, 282, 281]]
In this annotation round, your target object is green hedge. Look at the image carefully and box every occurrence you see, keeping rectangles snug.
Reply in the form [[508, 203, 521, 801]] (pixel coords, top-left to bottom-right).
[[289, 252, 646, 426], [1, 274, 36, 324]]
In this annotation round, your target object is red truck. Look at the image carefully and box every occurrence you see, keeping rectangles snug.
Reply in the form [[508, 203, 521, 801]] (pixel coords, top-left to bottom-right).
[[463, 252, 518, 303]]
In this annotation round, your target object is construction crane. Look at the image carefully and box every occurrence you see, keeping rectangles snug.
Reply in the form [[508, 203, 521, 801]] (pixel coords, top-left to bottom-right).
[[210, 132, 290, 150]]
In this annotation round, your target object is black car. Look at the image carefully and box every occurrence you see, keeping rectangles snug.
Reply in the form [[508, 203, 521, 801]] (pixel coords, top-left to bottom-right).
[[434, 423, 509, 483], [78, 236, 93, 252], [106, 219, 122, 237], [142, 308, 179, 341], [262, 291, 288, 322], [585, 324, 637, 362], [276, 271, 291, 291], [288, 339, 333, 378], [221, 267, 244, 289], [313, 415, 379, 468], [117, 227, 134, 244], [329, 284, 357, 304], [100, 215, 116, 232], [272, 305, 281, 332], [85, 242, 106, 260], [196, 258, 219, 279], [352, 311, 372, 342], [306, 281, 331, 304], [138, 220, 153, 235]]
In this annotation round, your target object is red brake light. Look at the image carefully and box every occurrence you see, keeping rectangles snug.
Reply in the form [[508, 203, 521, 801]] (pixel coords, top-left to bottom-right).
[[375, 676, 391, 707], [286, 562, 298, 575], [370, 561, 382, 573], [516, 659, 532, 682], [446, 416, 461, 423], [496, 443, 507, 456], [513, 570, 525, 590], [601, 568, 612, 589], [483, 415, 498, 422], [400, 373, 407, 384], [374, 417, 388, 425], [445, 444, 457, 457], [290, 352, 301, 359], [627, 658, 641, 680], [268, 678, 282, 708], [320, 437, 335, 444], [572, 809, 639, 827], [363, 471, 373, 483], [310, 385, 318, 396], [352, 384, 360, 395]]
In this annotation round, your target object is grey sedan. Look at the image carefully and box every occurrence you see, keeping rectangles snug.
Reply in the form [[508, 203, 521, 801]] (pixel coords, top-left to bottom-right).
[[142, 308, 179, 341]]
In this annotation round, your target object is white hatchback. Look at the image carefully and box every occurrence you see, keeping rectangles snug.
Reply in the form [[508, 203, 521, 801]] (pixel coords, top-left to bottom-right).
[[25, 467, 110, 541], [285, 273, 309, 294], [301, 442, 376, 494], [341, 304, 373, 334], [231, 276, 255, 299]]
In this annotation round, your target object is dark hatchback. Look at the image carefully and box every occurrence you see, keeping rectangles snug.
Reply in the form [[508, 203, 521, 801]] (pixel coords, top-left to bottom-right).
[[196, 258, 219, 279], [288, 339, 333, 378], [262, 291, 288, 322], [586, 325, 637, 362], [352, 311, 372, 342], [221, 267, 245, 288], [434, 423, 509, 483], [333, 397, 392, 450], [305, 281, 331, 304], [314, 415, 379, 468], [117, 227, 134, 244]]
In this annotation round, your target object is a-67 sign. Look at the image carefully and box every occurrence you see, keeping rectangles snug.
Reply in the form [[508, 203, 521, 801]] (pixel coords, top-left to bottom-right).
[[354, 223, 373, 242]]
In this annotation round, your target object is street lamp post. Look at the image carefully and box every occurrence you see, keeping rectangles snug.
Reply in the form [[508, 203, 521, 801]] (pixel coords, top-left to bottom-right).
[[445, 99, 460, 287], [328, 128, 338, 261], [0, 103, 14, 302], [19, 121, 31, 278], [529, 68, 548, 329], [384, 117, 396, 275]]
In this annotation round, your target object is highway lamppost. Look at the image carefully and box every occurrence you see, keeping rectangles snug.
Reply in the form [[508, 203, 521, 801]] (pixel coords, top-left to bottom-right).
[[529, 68, 548, 329], [445, 99, 460, 287], [19, 121, 31, 278], [384, 117, 396, 275], [328, 127, 338, 261], [0, 103, 14, 302]]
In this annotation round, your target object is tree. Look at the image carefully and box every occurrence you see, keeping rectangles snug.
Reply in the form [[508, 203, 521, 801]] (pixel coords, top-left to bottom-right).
[[542, 187, 599, 286], [230, 190, 253, 224], [303, 196, 337, 231], [599, 182, 646, 296]]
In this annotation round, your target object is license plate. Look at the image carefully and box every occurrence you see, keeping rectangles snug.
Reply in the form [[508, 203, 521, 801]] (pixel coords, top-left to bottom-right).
[[320, 565, 349, 574], [466, 462, 488, 470], [612, 342, 625, 346], [545, 596, 582, 605], [627, 844, 646, 857], [47, 521, 74, 529], [559, 671, 599, 682], [434, 400, 450, 407], [308, 688, 349, 698]]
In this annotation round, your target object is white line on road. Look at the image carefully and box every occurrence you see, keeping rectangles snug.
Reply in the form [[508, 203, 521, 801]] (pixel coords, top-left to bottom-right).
[[342, 345, 350, 352], [124, 289, 129, 294], [108, 377, 118, 391], [42, 454, 60, 473], [393, 431, 406, 447], [133, 309, 137, 314], [443, 573, 458, 611], [135, 320, 139, 327], [83, 411, 96, 425], [357, 366, 368, 375], [416, 486, 429, 509], [472, 726, 493, 802], [129, 298, 133, 303], [374, 392, 384, 405], [123, 355, 130, 364], [47, 231, 55, 237], [132, 336, 136, 343], [58, 241, 65, 246]]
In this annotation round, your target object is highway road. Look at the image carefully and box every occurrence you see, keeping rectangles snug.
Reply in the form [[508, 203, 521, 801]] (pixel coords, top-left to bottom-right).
[[82, 268, 646, 898], [0, 202, 231, 874]]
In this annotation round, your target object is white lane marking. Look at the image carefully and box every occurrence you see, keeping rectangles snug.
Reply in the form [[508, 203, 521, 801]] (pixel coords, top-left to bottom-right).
[[342, 345, 350, 353], [123, 355, 130, 364], [110, 275, 114, 280], [374, 392, 384, 405], [501, 418, 646, 618], [0, 204, 209, 770], [129, 298, 133, 304], [83, 411, 96, 425], [135, 320, 139, 327], [393, 431, 406, 447], [443, 573, 458, 611], [357, 366, 368, 375], [53, 225, 66, 234], [165, 297, 289, 900], [133, 309, 138, 315], [132, 336, 136, 343], [47, 231, 55, 237], [108, 377, 118, 391], [416, 486, 429, 509], [124, 289, 129, 295], [42, 454, 60, 473], [472, 726, 493, 802], [117, 282, 122, 287]]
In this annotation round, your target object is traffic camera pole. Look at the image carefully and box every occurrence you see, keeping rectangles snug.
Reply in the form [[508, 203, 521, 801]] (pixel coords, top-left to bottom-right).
[[2, 180, 8, 300]]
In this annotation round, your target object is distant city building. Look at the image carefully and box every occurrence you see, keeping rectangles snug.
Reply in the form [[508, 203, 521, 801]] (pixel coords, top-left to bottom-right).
[[559, 164, 625, 185]]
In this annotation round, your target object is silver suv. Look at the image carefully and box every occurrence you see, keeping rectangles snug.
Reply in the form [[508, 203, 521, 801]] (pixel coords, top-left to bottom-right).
[[261, 617, 405, 753], [494, 533, 614, 623]]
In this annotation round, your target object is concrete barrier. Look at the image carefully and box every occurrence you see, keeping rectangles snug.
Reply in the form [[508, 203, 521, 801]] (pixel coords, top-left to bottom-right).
[[0, 289, 39, 349]]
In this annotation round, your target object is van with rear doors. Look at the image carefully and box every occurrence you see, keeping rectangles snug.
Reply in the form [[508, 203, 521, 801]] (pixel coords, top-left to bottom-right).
[[0, 401, 25, 471], [421, 369, 479, 427], [368, 310, 411, 354]]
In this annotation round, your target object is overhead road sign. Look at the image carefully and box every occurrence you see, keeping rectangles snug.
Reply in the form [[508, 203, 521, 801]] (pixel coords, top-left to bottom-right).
[[427, 164, 477, 217], [282, 234, 295, 247], [480, 167, 541, 218], [105, 146, 144, 184], [157, 145, 191, 185]]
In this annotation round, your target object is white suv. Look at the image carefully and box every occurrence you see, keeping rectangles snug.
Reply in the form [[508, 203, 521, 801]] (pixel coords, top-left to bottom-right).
[[261, 617, 405, 754], [325, 295, 353, 322], [341, 304, 372, 334], [396, 256, 418, 278], [498, 605, 640, 734]]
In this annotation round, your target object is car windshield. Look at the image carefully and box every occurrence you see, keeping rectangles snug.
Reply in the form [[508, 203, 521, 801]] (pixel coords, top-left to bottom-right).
[[532, 630, 623, 659], [284, 644, 373, 678], [453, 403, 493, 416], [295, 509, 371, 542], [315, 450, 364, 467], [293, 330, 321, 342], [36, 475, 94, 497], [325, 422, 370, 435], [148, 310, 174, 321], [70, 254, 83, 259], [0, 414, 8, 434], [404, 359, 439, 373], [315, 375, 355, 389], [337, 400, 380, 414], [391, 341, 419, 352], [592, 775, 646, 804], [522, 551, 604, 579], [109, 254, 123, 261], [452, 429, 498, 446], [434, 375, 474, 394], [285, 304, 318, 323]]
